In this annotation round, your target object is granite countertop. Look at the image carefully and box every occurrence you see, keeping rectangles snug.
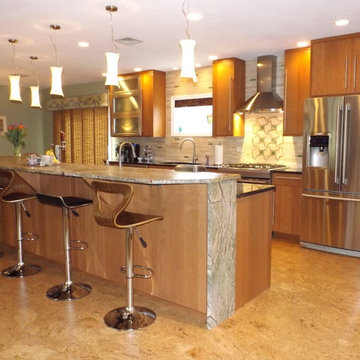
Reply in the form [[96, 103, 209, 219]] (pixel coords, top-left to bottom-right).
[[0, 157, 239, 185], [237, 183, 275, 198]]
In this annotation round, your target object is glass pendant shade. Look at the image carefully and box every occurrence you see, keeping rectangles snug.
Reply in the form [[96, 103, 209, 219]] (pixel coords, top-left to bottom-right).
[[180, 39, 197, 82], [9, 75, 22, 102], [30, 86, 41, 108], [50, 66, 64, 96], [105, 52, 120, 86]]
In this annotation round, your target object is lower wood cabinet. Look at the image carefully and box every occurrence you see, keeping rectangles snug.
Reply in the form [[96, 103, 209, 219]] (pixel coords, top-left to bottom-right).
[[272, 172, 302, 237], [236, 190, 273, 308]]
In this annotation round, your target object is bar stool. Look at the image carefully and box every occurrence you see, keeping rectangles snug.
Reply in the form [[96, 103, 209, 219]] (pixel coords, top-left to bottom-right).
[[92, 181, 163, 331], [0, 170, 41, 277], [36, 193, 93, 301], [0, 184, 3, 258]]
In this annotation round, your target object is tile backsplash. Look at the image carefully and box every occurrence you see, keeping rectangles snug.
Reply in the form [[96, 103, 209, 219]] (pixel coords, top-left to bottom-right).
[[110, 56, 303, 170]]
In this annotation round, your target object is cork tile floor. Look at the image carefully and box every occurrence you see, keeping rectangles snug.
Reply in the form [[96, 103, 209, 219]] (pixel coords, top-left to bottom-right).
[[0, 238, 360, 360]]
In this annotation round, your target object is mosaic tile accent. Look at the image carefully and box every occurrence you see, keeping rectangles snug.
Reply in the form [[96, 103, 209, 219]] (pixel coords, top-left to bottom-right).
[[251, 115, 284, 161], [207, 179, 237, 328]]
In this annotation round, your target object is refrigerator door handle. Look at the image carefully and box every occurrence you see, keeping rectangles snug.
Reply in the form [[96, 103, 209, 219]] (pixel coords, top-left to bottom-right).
[[334, 104, 343, 185], [342, 103, 351, 186]]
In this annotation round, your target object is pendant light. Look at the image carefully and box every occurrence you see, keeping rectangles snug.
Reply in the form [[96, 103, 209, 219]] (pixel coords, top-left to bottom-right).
[[180, 0, 197, 82], [49, 24, 64, 96], [29, 56, 41, 108], [8, 39, 22, 102], [105, 5, 120, 87]]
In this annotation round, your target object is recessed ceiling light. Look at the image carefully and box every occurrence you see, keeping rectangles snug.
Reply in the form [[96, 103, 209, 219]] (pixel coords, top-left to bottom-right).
[[209, 55, 218, 61], [173, 67, 179, 71], [134, 67, 142, 72], [187, 13, 202, 21], [101, 73, 107, 77], [335, 19, 350, 26], [297, 41, 309, 48], [78, 41, 89, 48]]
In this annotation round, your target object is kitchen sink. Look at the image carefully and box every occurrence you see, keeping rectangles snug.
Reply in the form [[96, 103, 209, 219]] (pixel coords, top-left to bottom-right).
[[174, 164, 206, 172], [160, 161, 202, 166]]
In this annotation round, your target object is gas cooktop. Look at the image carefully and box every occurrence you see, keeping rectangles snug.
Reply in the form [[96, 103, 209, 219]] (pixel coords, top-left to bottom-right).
[[224, 163, 287, 170]]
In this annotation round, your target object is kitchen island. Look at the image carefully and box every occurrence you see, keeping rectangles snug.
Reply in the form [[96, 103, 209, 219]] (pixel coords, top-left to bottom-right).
[[0, 157, 274, 328]]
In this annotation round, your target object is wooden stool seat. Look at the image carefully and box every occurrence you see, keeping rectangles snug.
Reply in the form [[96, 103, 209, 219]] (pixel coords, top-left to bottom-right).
[[92, 180, 163, 331], [115, 211, 163, 228]]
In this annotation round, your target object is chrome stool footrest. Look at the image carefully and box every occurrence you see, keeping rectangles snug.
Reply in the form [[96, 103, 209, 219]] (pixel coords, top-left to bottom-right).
[[69, 240, 88, 251], [120, 264, 154, 279], [21, 232, 40, 241]]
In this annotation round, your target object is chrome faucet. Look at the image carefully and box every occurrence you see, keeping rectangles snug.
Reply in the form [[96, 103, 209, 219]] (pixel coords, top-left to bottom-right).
[[118, 142, 137, 168], [179, 137, 198, 164]]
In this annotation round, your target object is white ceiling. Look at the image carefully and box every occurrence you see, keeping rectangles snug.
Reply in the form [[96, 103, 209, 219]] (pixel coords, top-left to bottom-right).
[[0, 0, 359, 88]]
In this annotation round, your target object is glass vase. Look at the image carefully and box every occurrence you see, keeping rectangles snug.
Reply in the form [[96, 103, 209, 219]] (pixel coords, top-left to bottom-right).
[[14, 144, 21, 157]]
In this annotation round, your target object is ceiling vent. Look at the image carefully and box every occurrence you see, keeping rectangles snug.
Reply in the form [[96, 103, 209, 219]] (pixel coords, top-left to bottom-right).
[[115, 37, 143, 46]]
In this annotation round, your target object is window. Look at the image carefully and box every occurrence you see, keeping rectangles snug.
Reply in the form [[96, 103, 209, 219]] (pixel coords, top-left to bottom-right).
[[171, 94, 212, 136], [53, 107, 108, 165]]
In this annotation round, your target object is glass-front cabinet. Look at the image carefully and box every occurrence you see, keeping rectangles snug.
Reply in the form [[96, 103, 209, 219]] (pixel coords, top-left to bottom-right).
[[111, 75, 142, 136], [109, 70, 165, 137]]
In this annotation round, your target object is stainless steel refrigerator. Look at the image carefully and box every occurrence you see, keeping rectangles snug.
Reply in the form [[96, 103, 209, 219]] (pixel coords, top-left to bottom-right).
[[301, 95, 360, 255]]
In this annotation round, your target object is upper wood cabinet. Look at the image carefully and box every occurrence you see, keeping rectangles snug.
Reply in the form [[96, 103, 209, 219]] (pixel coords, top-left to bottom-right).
[[109, 70, 166, 137], [283, 47, 310, 136], [212, 58, 245, 136], [272, 172, 302, 237], [311, 32, 360, 96]]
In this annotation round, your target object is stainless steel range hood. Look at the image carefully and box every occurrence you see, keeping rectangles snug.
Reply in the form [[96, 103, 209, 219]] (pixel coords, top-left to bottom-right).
[[237, 55, 283, 113]]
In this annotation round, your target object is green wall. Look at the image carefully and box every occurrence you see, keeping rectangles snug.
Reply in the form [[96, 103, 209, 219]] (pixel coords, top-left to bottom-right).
[[0, 86, 44, 155], [0, 81, 107, 156]]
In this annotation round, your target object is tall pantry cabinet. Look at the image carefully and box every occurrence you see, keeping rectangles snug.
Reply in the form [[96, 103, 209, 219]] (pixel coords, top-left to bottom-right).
[[283, 47, 310, 136], [212, 58, 245, 136]]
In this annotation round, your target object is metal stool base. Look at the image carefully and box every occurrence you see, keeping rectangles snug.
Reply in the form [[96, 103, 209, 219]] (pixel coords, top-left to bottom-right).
[[1, 264, 42, 278], [46, 282, 92, 301], [104, 306, 156, 331]]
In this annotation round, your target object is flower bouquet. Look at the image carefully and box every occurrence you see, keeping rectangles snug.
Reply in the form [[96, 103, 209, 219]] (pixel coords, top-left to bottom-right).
[[5, 124, 27, 157]]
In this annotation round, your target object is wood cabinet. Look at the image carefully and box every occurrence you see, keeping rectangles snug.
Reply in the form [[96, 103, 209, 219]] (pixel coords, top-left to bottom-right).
[[212, 58, 245, 136], [109, 70, 166, 137], [272, 172, 302, 237], [311, 32, 360, 96], [236, 190, 273, 308], [283, 47, 310, 136]]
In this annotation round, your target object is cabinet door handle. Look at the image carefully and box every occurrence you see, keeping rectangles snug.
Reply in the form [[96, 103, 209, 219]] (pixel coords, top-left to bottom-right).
[[283, 69, 288, 131], [228, 78, 233, 133], [354, 56, 357, 89], [272, 191, 275, 226], [274, 176, 302, 181], [345, 57, 348, 89]]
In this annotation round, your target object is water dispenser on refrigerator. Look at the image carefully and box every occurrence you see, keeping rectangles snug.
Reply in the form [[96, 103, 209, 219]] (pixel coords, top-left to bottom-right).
[[308, 135, 329, 167]]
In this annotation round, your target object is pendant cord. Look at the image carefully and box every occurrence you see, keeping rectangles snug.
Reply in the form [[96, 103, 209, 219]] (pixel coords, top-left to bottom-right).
[[29, 59, 40, 86], [182, 0, 191, 39], [109, 11, 119, 52], [50, 30, 59, 66], [10, 42, 18, 73]]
